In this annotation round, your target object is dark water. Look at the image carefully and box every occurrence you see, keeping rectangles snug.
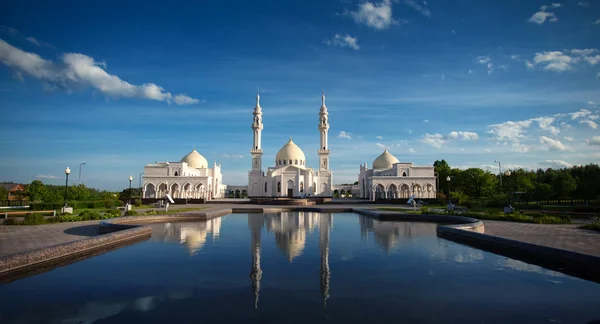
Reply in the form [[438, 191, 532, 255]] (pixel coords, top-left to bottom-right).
[[1, 212, 600, 324]]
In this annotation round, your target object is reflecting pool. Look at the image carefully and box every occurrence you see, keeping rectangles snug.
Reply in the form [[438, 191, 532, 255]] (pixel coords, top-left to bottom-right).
[[1, 212, 600, 323]]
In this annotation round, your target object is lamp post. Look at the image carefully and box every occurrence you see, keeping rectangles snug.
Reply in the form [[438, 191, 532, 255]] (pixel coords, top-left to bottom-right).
[[446, 176, 452, 206], [139, 172, 144, 200], [79, 162, 86, 185], [64, 167, 71, 207], [504, 170, 511, 206], [128, 175, 133, 206], [494, 160, 503, 189]]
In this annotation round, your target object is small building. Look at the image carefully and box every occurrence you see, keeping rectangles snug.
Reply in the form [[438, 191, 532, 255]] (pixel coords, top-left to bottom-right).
[[141, 149, 225, 201], [0, 182, 26, 201], [358, 149, 437, 200]]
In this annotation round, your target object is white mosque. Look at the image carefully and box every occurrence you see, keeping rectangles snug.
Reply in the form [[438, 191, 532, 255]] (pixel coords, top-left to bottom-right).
[[358, 149, 437, 200], [141, 149, 225, 201], [247, 92, 333, 197]]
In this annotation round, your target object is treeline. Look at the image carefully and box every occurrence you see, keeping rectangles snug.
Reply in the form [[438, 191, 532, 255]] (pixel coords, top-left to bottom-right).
[[434, 160, 600, 205], [17, 180, 119, 203]]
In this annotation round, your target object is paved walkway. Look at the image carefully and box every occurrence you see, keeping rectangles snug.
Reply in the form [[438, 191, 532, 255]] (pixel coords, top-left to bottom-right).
[[482, 220, 600, 257], [0, 220, 101, 257]]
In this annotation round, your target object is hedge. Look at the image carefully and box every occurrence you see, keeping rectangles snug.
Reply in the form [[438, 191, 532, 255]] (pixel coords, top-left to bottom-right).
[[29, 200, 123, 210]]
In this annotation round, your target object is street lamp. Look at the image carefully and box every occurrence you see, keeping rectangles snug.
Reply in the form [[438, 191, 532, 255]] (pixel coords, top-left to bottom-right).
[[494, 160, 503, 188], [128, 175, 133, 206], [79, 162, 86, 185], [64, 167, 71, 207], [504, 170, 512, 206], [446, 176, 452, 206]]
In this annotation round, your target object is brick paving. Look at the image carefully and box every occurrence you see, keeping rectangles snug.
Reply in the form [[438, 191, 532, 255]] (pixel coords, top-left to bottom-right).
[[482, 220, 600, 257]]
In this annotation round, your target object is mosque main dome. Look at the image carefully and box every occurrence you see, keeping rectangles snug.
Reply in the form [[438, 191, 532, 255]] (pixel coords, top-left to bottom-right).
[[372, 149, 399, 169], [181, 149, 208, 169], [275, 137, 306, 166]]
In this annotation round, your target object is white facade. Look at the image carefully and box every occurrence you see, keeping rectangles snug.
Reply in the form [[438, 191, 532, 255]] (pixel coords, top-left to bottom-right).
[[248, 92, 333, 197], [142, 149, 225, 200], [358, 149, 437, 200]]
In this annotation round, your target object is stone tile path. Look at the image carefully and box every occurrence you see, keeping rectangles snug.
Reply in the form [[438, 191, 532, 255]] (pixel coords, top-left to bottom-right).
[[482, 220, 600, 257], [0, 220, 101, 257]]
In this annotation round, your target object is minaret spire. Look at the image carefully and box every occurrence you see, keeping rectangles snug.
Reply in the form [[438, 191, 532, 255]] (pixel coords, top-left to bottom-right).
[[321, 90, 326, 108], [256, 89, 261, 108], [249, 90, 265, 196]]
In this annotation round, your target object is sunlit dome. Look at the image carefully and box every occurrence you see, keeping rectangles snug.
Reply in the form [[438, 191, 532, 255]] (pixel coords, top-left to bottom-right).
[[275, 137, 306, 167], [372, 149, 399, 169], [181, 149, 208, 169]]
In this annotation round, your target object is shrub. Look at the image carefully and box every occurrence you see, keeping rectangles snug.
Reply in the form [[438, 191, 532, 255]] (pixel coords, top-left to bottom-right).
[[134, 199, 142, 207], [535, 216, 571, 224], [59, 215, 82, 222], [581, 222, 600, 232], [105, 209, 122, 216], [78, 210, 102, 220], [142, 210, 159, 215], [23, 213, 47, 225], [124, 210, 139, 216], [3, 218, 22, 225]]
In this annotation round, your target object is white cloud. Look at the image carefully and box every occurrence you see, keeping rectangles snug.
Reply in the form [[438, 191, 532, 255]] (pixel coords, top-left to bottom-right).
[[542, 160, 573, 169], [484, 148, 492, 153], [532, 51, 575, 72], [376, 135, 383, 139], [221, 154, 244, 159], [525, 60, 534, 69], [338, 131, 352, 139], [403, 0, 431, 17], [588, 136, 600, 145], [528, 11, 558, 24], [468, 69, 473, 74], [375, 142, 387, 149], [570, 108, 592, 119], [440, 73, 445, 81], [594, 19, 600, 25], [347, 0, 399, 30], [512, 143, 530, 153], [571, 49, 597, 56], [25, 36, 41, 46], [420, 133, 446, 148], [0, 39, 200, 105], [584, 55, 600, 65], [35, 174, 58, 179], [408, 129, 413, 134], [578, 2, 589, 7], [448, 131, 479, 140], [539, 136, 568, 151], [488, 120, 533, 142], [477, 56, 490, 64], [408, 148, 416, 153], [510, 55, 519, 60], [579, 119, 598, 129], [324, 34, 360, 50], [423, 119, 429, 123], [531, 117, 560, 135], [564, 136, 574, 142]]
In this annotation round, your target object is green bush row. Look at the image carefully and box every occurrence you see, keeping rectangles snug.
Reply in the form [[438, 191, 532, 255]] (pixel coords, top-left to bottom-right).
[[29, 200, 123, 211], [420, 207, 570, 224]]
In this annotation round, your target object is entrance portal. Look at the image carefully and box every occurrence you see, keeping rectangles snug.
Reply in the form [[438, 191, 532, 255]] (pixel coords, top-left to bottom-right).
[[287, 188, 293, 198]]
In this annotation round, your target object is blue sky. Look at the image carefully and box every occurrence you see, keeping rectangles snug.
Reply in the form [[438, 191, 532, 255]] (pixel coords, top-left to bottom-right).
[[1, 0, 599, 191]]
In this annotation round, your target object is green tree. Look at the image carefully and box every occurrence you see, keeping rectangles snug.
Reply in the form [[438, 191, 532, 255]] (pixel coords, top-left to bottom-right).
[[434, 160, 451, 195], [25, 180, 48, 202], [551, 171, 577, 198], [0, 186, 8, 200]]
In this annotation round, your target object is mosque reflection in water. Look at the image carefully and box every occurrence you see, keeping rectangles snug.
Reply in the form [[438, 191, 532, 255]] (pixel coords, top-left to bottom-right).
[[152, 212, 435, 309]]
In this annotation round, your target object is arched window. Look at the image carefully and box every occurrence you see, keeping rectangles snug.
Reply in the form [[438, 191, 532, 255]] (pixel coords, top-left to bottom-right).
[[300, 182, 304, 192], [403, 172, 407, 176], [283, 160, 287, 165], [264, 182, 268, 193], [313, 182, 317, 193], [277, 181, 281, 193], [294, 160, 298, 165], [289, 159, 292, 165], [174, 171, 179, 176]]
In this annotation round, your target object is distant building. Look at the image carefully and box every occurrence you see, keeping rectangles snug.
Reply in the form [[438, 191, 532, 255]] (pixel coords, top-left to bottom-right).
[[247, 92, 333, 197], [141, 149, 225, 201], [0, 182, 26, 201], [358, 150, 437, 200]]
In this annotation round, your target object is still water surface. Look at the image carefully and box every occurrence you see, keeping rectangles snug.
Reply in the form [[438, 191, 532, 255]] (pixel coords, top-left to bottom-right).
[[1, 212, 600, 323]]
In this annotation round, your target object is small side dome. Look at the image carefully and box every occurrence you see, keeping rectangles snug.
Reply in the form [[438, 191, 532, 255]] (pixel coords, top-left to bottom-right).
[[181, 149, 208, 169], [372, 149, 399, 169], [275, 137, 306, 167]]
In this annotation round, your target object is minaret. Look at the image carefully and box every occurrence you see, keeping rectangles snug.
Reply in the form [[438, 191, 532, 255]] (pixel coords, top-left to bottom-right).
[[317, 91, 333, 196], [249, 91, 264, 197], [249, 215, 263, 309], [319, 213, 332, 306], [318, 91, 330, 171]]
